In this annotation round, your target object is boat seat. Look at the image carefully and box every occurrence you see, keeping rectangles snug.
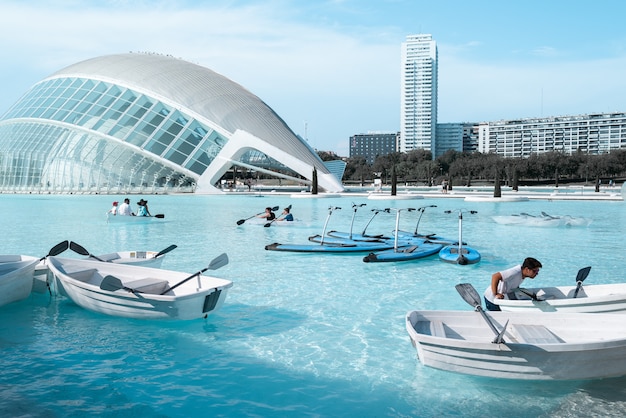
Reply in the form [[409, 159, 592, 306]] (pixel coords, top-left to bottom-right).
[[66, 268, 99, 283], [124, 277, 169, 294], [511, 324, 563, 344], [416, 320, 446, 337]]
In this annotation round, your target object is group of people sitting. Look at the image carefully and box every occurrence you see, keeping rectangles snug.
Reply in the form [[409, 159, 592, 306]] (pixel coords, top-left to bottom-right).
[[258, 206, 293, 222], [108, 198, 152, 217]]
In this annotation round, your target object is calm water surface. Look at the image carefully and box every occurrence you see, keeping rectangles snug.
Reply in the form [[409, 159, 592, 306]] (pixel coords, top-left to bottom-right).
[[1, 193, 625, 417]]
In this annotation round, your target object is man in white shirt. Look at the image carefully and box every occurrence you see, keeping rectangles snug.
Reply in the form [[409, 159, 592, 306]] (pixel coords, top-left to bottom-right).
[[484, 257, 542, 311], [117, 198, 133, 216]]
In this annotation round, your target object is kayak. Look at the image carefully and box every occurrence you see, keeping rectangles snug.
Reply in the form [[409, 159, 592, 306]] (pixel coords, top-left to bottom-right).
[[363, 241, 443, 262]]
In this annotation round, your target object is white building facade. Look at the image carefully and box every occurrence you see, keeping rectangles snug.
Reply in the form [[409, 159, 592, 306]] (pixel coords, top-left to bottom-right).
[[0, 53, 344, 194], [400, 34, 438, 157], [477, 113, 626, 157]]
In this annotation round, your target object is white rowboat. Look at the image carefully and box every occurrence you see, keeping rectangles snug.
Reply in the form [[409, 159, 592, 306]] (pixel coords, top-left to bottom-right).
[[46, 255, 232, 320], [0, 255, 40, 307], [406, 309, 626, 380], [497, 282, 626, 313]]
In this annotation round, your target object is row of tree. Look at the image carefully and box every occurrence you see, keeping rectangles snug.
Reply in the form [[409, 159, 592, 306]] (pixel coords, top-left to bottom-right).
[[330, 149, 626, 192]]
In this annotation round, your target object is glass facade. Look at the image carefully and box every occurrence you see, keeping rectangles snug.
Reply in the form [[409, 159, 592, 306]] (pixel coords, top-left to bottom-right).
[[0, 53, 344, 194], [0, 77, 227, 193]]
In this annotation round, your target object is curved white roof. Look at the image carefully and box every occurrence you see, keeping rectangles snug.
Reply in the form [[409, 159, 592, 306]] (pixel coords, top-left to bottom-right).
[[50, 53, 328, 172]]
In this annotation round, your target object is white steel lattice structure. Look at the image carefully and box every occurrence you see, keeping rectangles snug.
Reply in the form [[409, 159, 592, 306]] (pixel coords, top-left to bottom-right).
[[0, 53, 344, 194]]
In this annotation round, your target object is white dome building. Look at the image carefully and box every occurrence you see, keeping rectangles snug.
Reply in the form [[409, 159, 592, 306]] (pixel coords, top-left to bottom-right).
[[0, 53, 344, 194]]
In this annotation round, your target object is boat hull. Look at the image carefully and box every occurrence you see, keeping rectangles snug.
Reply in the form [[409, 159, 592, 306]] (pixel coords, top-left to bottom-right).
[[33, 250, 166, 294], [497, 283, 626, 313], [363, 242, 442, 262], [406, 310, 626, 380], [0, 255, 39, 307], [47, 257, 232, 320]]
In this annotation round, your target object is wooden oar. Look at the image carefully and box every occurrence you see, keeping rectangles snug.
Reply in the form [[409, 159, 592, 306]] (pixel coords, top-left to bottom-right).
[[152, 244, 178, 258], [455, 283, 507, 344], [573, 266, 592, 298], [69, 241, 106, 262], [264, 204, 292, 227], [41, 240, 70, 260], [237, 206, 279, 225], [159, 253, 229, 295]]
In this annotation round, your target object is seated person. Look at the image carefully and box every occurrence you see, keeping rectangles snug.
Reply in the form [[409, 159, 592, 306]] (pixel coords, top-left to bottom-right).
[[277, 207, 293, 221], [257, 207, 276, 220]]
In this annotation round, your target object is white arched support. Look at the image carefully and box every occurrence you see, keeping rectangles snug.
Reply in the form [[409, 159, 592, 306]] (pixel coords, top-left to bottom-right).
[[196, 130, 343, 194]]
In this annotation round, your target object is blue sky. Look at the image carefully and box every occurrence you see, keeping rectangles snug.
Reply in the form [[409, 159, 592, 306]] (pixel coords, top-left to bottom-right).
[[1, 0, 626, 155]]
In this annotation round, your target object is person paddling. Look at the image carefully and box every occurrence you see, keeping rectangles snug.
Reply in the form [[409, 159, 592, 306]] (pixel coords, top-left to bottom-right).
[[276, 207, 293, 222], [257, 207, 276, 221]]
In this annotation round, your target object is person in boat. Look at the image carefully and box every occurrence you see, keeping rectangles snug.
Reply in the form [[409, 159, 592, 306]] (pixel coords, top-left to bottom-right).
[[118, 198, 134, 216], [276, 207, 293, 222], [136, 199, 152, 217], [483, 257, 542, 311], [108, 201, 118, 215], [257, 207, 275, 220]]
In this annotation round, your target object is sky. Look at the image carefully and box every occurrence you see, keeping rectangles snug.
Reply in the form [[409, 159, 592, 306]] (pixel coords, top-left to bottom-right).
[[1, 0, 626, 156]]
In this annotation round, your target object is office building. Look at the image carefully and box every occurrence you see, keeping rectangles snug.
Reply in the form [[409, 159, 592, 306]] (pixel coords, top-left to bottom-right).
[[400, 34, 438, 156], [349, 132, 398, 164]]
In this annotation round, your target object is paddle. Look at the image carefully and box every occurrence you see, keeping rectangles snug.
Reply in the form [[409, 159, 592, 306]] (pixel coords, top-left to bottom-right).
[[159, 253, 229, 295], [155, 214, 165, 219], [516, 287, 542, 301], [69, 241, 106, 262], [41, 240, 70, 260], [237, 206, 279, 225], [455, 283, 507, 344], [573, 266, 592, 298], [100, 275, 142, 294], [153, 244, 178, 258], [265, 204, 292, 227]]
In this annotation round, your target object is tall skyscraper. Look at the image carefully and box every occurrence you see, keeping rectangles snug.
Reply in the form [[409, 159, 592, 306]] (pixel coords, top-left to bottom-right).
[[400, 34, 438, 157]]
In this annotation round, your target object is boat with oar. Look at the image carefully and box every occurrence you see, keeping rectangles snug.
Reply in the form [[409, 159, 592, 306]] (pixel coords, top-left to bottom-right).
[[0, 255, 41, 307], [266, 206, 399, 253], [363, 208, 443, 262], [405, 283, 626, 380], [394, 205, 460, 245], [495, 266, 626, 313], [46, 253, 232, 320], [438, 209, 481, 265], [33, 242, 177, 293]]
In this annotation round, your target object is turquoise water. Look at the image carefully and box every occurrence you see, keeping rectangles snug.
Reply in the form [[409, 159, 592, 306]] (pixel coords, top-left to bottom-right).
[[1, 193, 625, 417]]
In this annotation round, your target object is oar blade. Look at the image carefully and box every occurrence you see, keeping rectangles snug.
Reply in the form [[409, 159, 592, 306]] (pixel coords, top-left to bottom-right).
[[45, 240, 69, 259], [208, 253, 229, 270], [455, 283, 482, 309], [154, 244, 177, 258], [576, 266, 591, 283], [155, 214, 165, 219], [100, 275, 124, 292], [236, 219, 246, 225], [69, 241, 90, 256]]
